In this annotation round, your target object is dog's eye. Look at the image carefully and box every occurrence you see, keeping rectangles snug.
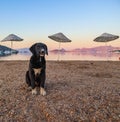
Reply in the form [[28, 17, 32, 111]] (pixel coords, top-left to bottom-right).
[[37, 45, 40, 49]]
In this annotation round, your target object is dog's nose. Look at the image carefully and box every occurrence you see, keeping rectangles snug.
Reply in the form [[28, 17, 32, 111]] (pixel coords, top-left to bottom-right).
[[41, 50, 44, 54], [41, 48, 45, 53]]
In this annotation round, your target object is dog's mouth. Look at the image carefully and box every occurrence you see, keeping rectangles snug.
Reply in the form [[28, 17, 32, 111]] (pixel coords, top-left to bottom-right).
[[40, 54, 45, 57], [37, 48, 45, 57], [39, 50, 45, 56]]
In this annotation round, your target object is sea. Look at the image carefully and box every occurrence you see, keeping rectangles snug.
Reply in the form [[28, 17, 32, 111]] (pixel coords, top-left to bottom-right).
[[0, 52, 120, 61]]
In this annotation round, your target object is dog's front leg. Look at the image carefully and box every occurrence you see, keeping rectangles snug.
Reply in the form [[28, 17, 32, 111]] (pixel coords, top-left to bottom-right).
[[40, 70, 46, 96], [40, 87, 46, 96], [29, 69, 37, 95], [32, 87, 37, 95]]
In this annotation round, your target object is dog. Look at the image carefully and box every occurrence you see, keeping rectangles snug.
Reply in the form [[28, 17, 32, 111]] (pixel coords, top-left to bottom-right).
[[26, 43, 48, 95]]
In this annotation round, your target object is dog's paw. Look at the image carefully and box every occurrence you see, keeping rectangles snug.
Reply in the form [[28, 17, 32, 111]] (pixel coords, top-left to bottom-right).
[[40, 87, 46, 96], [32, 88, 37, 95]]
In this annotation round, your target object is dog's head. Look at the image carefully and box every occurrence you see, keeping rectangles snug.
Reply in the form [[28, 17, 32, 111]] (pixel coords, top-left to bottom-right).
[[30, 43, 48, 57]]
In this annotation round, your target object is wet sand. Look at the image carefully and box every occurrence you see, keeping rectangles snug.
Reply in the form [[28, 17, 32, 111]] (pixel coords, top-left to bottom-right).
[[0, 61, 120, 122]]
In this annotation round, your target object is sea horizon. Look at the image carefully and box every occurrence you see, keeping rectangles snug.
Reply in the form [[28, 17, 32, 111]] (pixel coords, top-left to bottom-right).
[[0, 51, 120, 61]]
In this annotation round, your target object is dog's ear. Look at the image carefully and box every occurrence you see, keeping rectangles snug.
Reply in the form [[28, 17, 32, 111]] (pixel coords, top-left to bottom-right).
[[44, 44, 48, 55], [29, 43, 37, 55]]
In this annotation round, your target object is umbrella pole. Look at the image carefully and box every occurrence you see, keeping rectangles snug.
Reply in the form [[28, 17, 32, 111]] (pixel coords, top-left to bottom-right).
[[105, 42, 108, 61], [11, 41, 13, 55], [58, 42, 61, 61]]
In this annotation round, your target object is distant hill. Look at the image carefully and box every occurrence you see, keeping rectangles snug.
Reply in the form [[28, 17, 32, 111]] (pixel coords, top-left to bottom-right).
[[49, 46, 120, 52], [17, 48, 30, 54], [50, 48, 67, 52], [0, 45, 18, 56], [70, 46, 120, 53], [0, 45, 11, 51], [17, 46, 120, 54]]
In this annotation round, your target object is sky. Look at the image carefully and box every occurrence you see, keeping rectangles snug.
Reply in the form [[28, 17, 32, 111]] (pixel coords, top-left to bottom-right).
[[0, 0, 120, 50]]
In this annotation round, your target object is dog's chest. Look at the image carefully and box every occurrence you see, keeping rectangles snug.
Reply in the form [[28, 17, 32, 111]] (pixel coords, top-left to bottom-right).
[[33, 68, 42, 75]]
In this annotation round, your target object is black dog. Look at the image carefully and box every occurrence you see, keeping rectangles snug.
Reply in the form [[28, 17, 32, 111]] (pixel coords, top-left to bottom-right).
[[26, 43, 48, 95]]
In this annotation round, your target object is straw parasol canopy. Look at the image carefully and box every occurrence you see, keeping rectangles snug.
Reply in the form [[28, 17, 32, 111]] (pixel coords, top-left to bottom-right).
[[1, 34, 23, 42], [93, 33, 119, 42], [93, 33, 119, 60], [1, 34, 23, 53], [48, 32, 71, 42], [48, 32, 72, 60]]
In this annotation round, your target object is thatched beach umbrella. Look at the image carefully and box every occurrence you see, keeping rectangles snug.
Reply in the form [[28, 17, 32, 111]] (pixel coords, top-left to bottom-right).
[[93, 33, 119, 42], [1, 34, 23, 53], [48, 32, 72, 60], [93, 33, 119, 60]]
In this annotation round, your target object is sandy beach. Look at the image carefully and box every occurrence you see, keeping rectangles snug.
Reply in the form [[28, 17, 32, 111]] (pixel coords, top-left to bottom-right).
[[0, 61, 120, 122]]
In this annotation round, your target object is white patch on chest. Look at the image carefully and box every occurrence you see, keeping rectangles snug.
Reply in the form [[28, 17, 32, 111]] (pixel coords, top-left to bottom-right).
[[33, 68, 42, 75]]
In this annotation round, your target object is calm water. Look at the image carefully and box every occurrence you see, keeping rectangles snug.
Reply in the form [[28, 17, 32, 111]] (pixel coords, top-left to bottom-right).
[[0, 52, 120, 61]]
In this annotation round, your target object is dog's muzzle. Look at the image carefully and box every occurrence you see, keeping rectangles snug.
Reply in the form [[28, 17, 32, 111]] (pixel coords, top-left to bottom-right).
[[39, 48, 45, 56]]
